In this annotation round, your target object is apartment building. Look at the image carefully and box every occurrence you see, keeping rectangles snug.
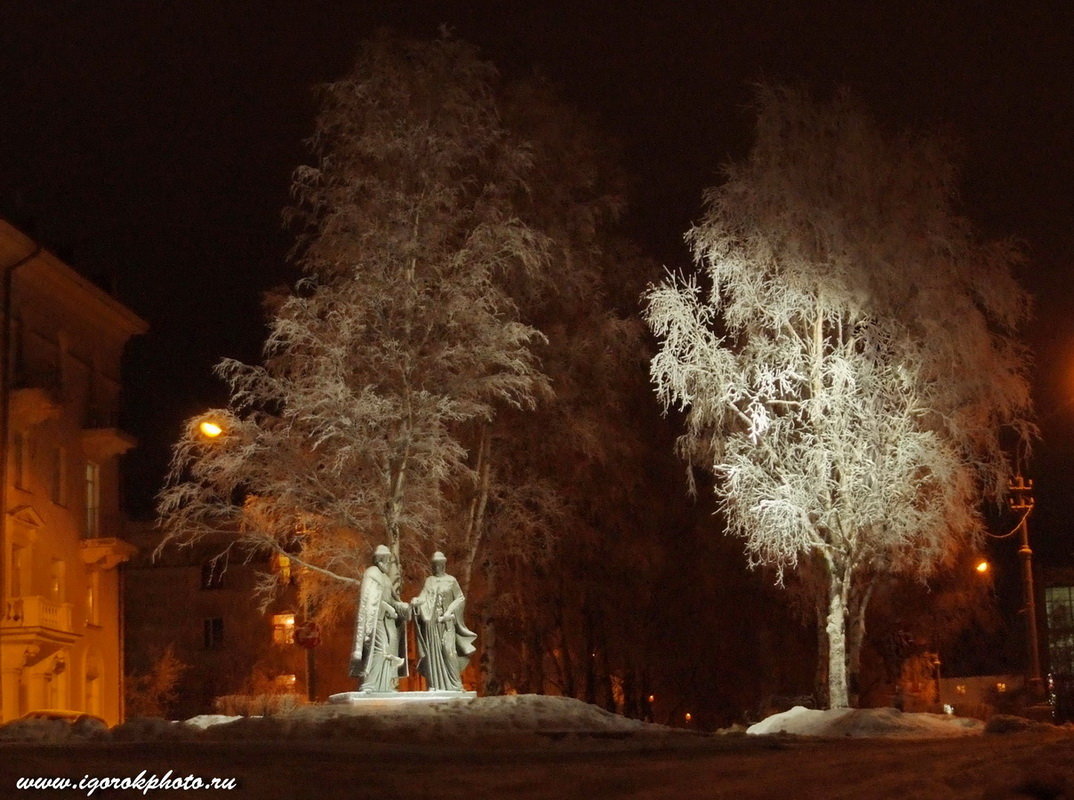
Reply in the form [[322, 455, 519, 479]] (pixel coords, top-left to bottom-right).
[[0, 219, 146, 724]]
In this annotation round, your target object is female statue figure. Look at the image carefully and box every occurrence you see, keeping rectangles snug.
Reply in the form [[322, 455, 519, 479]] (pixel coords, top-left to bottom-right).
[[410, 552, 477, 692]]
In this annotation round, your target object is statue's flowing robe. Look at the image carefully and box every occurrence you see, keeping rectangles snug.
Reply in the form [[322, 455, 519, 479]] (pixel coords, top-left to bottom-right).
[[349, 565, 408, 691], [412, 574, 477, 692]]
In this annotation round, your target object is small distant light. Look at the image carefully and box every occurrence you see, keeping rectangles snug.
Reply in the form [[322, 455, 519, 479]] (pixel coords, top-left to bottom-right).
[[684, 712, 692, 723], [975, 560, 990, 574], [275, 673, 297, 689], [996, 682, 1007, 693], [647, 695, 655, 703], [199, 421, 223, 438]]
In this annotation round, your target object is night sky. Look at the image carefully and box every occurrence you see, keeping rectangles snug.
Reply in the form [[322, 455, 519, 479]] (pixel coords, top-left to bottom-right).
[[1, 1, 1072, 577]]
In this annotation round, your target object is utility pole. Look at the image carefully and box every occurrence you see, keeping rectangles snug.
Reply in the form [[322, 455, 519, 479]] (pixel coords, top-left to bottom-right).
[[1008, 475, 1043, 698]]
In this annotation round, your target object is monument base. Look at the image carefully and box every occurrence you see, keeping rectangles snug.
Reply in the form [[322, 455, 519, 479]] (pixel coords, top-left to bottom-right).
[[328, 690, 477, 705]]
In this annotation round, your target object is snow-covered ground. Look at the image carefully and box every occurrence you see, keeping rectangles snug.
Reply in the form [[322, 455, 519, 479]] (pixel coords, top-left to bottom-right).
[[746, 704, 985, 738], [1, 695, 1071, 799]]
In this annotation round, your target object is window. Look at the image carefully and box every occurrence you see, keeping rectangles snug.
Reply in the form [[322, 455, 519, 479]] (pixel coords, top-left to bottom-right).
[[274, 674, 297, 691], [50, 446, 67, 506], [272, 553, 292, 584], [50, 559, 66, 602], [1046, 585, 1074, 677], [84, 462, 100, 537], [11, 544, 25, 597], [203, 617, 224, 649], [272, 613, 296, 645], [86, 571, 100, 626], [12, 431, 28, 490], [200, 560, 224, 590]]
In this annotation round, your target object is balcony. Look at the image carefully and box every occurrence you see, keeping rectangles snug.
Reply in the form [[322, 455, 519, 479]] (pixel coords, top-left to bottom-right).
[[10, 386, 62, 430], [81, 427, 137, 460], [80, 537, 136, 569], [0, 595, 78, 648]]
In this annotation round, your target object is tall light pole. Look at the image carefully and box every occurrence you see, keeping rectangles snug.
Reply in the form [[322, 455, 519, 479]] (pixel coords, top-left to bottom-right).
[[1008, 475, 1043, 698]]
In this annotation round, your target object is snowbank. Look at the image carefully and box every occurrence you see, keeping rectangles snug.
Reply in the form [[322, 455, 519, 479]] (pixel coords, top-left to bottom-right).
[[196, 694, 672, 743], [747, 705, 985, 738], [0, 695, 677, 745]]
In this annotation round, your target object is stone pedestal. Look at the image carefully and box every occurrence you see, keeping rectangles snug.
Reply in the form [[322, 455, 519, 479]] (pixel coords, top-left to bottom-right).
[[328, 690, 476, 705]]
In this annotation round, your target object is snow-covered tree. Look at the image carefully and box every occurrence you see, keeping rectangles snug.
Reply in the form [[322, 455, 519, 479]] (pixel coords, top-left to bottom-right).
[[441, 80, 656, 694], [157, 34, 550, 613], [644, 86, 1033, 708]]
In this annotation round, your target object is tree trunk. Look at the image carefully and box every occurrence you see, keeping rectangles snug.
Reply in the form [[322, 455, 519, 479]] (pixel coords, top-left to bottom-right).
[[814, 600, 829, 708], [554, 590, 577, 698], [530, 626, 545, 693], [459, 424, 491, 593], [583, 599, 597, 705], [479, 560, 500, 695], [846, 580, 874, 708], [826, 570, 850, 708]]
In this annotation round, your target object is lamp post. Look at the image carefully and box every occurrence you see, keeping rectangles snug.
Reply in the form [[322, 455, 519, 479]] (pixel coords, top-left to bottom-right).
[[1008, 475, 1043, 698]]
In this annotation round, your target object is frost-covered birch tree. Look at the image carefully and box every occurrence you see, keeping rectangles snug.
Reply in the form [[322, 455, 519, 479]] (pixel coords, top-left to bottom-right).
[[644, 86, 1033, 708], [157, 34, 550, 612]]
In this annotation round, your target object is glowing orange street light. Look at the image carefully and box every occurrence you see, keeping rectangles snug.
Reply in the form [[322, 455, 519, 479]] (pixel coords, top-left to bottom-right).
[[198, 420, 223, 438], [975, 559, 990, 574]]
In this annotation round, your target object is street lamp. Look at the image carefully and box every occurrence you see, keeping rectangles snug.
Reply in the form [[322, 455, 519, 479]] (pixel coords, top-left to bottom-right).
[[1008, 475, 1043, 698]]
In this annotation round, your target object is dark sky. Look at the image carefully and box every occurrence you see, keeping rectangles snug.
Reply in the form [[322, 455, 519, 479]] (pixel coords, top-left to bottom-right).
[[1, 1, 1072, 572]]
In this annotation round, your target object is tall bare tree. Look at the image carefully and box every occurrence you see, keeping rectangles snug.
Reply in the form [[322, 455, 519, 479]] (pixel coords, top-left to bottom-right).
[[157, 34, 550, 613], [645, 86, 1033, 708]]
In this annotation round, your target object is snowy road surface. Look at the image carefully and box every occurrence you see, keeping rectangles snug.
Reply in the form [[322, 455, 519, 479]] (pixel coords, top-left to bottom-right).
[[1, 696, 1071, 799]]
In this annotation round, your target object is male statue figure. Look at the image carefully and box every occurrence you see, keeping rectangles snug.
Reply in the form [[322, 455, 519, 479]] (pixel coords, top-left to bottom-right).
[[349, 544, 410, 692], [410, 551, 477, 692]]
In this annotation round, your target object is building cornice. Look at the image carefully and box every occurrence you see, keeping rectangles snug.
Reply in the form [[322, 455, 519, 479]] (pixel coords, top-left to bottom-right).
[[0, 220, 149, 341]]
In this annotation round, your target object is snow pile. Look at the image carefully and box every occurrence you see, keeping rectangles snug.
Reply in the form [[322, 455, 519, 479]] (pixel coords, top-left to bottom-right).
[[747, 705, 985, 738], [184, 714, 244, 730], [0, 696, 678, 745], [198, 694, 669, 743], [111, 716, 201, 742], [0, 716, 109, 743]]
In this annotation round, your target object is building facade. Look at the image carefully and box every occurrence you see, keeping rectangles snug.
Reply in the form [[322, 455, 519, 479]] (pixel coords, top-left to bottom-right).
[[123, 524, 314, 719], [0, 219, 146, 725], [1043, 567, 1074, 722]]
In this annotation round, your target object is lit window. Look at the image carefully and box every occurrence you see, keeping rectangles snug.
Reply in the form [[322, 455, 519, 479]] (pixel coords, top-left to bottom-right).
[[955, 685, 967, 695], [86, 570, 100, 626], [275, 674, 297, 691], [84, 462, 100, 537], [273, 613, 296, 645], [996, 682, 1007, 693], [272, 553, 291, 583], [50, 559, 66, 602]]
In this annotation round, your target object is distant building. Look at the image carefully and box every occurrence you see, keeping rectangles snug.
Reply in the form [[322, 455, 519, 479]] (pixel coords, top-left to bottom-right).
[[123, 524, 313, 719], [0, 219, 146, 724], [937, 674, 1024, 716], [1042, 568, 1074, 722]]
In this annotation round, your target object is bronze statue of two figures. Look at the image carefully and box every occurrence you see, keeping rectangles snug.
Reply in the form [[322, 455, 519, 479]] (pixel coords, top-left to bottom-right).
[[349, 546, 477, 693]]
